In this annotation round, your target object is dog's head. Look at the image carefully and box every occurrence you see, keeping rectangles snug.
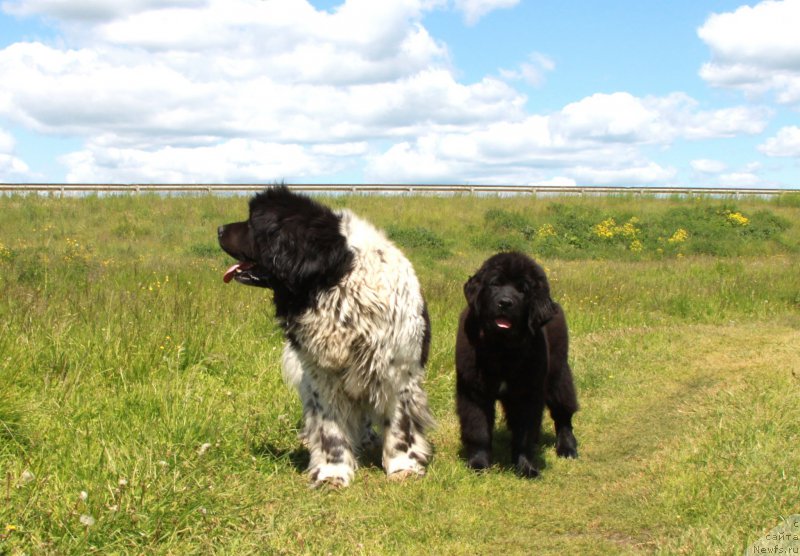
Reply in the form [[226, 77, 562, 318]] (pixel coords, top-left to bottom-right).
[[464, 252, 555, 339], [218, 186, 353, 294]]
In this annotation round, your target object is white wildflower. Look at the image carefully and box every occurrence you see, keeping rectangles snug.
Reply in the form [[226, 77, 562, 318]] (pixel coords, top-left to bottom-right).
[[197, 443, 212, 456], [79, 514, 95, 527]]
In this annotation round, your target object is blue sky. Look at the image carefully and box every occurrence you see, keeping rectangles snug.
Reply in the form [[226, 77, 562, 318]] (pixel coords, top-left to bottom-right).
[[0, 0, 798, 187]]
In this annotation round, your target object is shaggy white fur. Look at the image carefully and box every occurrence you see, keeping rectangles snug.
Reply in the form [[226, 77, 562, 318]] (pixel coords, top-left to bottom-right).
[[282, 209, 433, 487]]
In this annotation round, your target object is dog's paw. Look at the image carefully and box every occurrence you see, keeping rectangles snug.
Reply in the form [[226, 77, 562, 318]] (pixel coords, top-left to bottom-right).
[[556, 429, 579, 459], [311, 476, 347, 489], [309, 462, 354, 489], [385, 454, 426, 480], [467, 451, 491, 472], [515, 455, 540, 479], [383, 454, 425, 481], [387, 468, 425, 482]]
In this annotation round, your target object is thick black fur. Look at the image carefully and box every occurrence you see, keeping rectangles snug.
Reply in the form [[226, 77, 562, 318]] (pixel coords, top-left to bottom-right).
[[455, 252, 579, 478], [217, 186, 355, 324]]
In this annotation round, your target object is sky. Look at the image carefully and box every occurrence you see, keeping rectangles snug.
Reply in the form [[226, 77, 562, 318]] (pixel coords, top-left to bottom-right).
[[0, 0, 799, 187]]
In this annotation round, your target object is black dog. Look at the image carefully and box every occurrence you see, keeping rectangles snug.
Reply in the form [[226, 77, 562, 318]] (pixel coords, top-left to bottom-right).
[[455, 252, 579, 477]]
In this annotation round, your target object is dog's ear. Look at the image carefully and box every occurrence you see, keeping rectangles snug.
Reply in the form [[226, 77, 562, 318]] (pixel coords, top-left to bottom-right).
[[528, 277, 556, 333], [462, 273, 484, 344], [269, 230, 352, 293], [463, 273, 483, 311], [250, 204, 353, 294]]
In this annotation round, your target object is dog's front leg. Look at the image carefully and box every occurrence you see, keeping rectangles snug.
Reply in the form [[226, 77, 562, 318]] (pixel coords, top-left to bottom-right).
[[456, 388, 495, 471], [503, 395, 545, 478], [301, 387, 358, 488], [285, 346, 358, 488], [382, 381, 432, 480]]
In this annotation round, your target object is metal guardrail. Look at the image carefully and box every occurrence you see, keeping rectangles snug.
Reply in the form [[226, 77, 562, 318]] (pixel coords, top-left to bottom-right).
[[1, 183, 798, 196]]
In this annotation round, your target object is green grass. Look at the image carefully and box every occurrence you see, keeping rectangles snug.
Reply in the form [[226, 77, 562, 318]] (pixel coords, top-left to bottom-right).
[[1, 192, 799, 555]]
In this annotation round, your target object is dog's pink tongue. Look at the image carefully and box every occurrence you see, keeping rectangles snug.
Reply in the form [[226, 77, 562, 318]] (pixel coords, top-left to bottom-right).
[[223, 264, 241, 283], [495, 317, 512, 329], [223, 262, 253, 283]]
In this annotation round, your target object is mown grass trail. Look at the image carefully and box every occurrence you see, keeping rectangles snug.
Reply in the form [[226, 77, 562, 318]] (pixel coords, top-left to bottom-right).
[[1, 192, 799, 554]]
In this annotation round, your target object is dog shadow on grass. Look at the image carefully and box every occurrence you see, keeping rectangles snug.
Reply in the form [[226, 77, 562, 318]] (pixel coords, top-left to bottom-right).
[[250, 427, 558, 477], [249, 438, 386, 474], [250, 442, 310, 473], [456, 428, 557, 477]]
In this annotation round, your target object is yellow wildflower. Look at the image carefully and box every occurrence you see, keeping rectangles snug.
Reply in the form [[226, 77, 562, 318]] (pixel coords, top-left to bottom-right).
[[668, 228, 689, 244], [0, 242, 11, 261], [593, 218, 617, 239], [535, 223, 557, 239], [620, 217, 640, 239], [725, 210, 749, 226]]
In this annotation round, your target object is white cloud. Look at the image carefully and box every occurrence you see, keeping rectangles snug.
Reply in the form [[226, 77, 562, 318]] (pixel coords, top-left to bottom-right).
[[556, 93, 662, 142], [0, 129, 15, 152], [691, 159, 728, 174], [365, 140, 454, 183], [718, 172, 763, 188], [758, 126, 800, 157], [0, 129, 31, 180], [2, 0, 204, 22], [60, 138, 357, 183], [532, 176, 576, 187], [364, 89, 766, 184], [568, 163, 677, 186], [0, 6, 523, 144], [499, 52, 555, 88], [0, 154, 30, 180], [698, 0, 800, 106], [553, 92, 769, 143], [452, 0, 519, 25], [0, 0, 780, 185]]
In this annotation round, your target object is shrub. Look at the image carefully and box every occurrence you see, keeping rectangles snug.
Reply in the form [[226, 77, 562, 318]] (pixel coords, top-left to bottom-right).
[[469, 201, 795, 260], [386, 225, 451, 259]]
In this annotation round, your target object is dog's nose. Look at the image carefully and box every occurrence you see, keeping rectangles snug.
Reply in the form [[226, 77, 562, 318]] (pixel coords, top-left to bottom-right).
[[498, 297, 513, 309]]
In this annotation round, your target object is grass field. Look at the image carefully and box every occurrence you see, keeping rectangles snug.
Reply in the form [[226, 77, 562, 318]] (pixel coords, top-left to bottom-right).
[[1, 191, 799, 555]]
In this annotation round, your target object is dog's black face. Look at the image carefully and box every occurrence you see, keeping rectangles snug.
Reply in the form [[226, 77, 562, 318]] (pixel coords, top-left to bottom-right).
[[218, 220, 271, 288], [218, 186, 354, 317], [464, 252, 555, 339]]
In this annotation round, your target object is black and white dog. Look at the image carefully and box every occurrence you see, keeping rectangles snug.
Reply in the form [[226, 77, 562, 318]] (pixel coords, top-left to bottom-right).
[[219, 186, 433, 487], [455, 252, 578, 478]]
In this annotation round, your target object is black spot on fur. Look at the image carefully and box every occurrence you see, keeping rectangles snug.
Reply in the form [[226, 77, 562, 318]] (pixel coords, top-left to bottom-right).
[[420, 300, 431, 367], [327, 446, 345, 464], [304, 398, 322, 413], [398, 408, 413, 447], [320, 430, 346, 454]]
